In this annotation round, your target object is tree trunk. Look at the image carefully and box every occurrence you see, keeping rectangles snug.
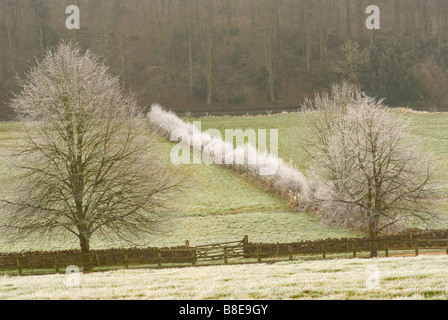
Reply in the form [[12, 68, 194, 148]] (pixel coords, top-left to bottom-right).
[[184, 0, 194, 96], [79, 233, 91, 272], [267, 34, 275, 103], [422, 0, 431, 35], [113, 0, 125, 79], [394, 0, 400, 33], [225, 0, 232, 37], [367, 216, 378, 258], [37, 20, 44, 58], [264, 0, 278, 104], [317, 0, 326, 66], [410, 0, 417, 44], [303, 1, 311, 72], [205, 29, 212, 108], [2, 1, 16, 74], [101, 1, 112, 63], [203, 0, 213, 108], [345, 0, 351, 38], [357, 0, 364, 37], [188, 25, 193, 95]]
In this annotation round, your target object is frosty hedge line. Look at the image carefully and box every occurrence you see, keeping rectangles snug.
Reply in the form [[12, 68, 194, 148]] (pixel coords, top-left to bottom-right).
[[147, 104, 309, 204]]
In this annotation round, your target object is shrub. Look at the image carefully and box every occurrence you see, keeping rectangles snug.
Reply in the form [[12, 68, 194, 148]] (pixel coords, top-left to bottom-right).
[[147, 105, 309, 202]]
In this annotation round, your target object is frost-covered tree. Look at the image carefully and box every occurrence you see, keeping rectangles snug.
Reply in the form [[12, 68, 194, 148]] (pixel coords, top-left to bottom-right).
[[304, 83, 441, 257], [1, 43, 183, 264]]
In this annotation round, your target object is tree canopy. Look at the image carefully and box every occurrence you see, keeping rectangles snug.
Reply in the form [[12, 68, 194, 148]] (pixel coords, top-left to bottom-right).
[[1, 43, 184, 261]]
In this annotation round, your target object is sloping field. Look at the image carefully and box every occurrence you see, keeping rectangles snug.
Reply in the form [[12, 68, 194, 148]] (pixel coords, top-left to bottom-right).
[[197, 110, 448, 228], [0, 110, 446, 252], [195, 110, 448, 173], [2, 255, 448, 299], [0, 121, 355, 253]]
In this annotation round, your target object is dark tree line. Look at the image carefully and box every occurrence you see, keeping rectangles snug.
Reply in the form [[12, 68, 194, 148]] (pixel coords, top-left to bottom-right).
[[1, 0, 448, 117]]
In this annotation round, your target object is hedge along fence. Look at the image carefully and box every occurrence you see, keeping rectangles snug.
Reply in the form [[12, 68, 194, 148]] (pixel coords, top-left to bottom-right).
[[147, 104, 309, 205], [247, 229, 448, 260], [0, 239, 247, 275], [2, 229, 448, 276], [0, 245, 196, 275]]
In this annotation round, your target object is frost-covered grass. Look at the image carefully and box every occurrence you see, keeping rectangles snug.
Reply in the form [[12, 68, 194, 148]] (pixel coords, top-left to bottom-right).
[[196, 111, 448, 229], [0, 210, 355, 252], [194, 110, 448, 176], [0, 110, 447, 252], [2, 255, 448, 299], [0, 121, 355, 252]]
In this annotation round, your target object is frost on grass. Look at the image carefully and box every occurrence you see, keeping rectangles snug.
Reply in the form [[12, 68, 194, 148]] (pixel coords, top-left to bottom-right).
[[2, 255, 448, 299]]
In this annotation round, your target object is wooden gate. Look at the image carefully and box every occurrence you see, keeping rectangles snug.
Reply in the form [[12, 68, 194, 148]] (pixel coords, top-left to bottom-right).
[[193, 240, 245, 263]]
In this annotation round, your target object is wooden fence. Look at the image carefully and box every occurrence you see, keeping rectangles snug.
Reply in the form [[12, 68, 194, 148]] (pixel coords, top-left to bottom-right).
[[248, 238, 448, 260], [0, 238, 248, 276], [190, 239, 246, 264], [2, 234, 448, 276]]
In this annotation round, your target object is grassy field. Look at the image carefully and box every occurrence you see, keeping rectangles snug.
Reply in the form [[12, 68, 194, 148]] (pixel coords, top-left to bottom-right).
[[0, 110, 447, 252], [194, 110, 448, 174], [196, 110, 448, 227], [0, 121, 355, 253], [1, 111, 448, 301], [2, 254, 448, 299]]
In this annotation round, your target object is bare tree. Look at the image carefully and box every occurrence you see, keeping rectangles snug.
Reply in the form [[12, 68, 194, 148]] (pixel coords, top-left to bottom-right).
[[1, 43, 183, 267], [202, 0, 214, 108], [303, 83, 441, 257]]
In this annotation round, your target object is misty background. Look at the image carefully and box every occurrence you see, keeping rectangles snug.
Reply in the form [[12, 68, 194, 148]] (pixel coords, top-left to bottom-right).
[[0, 0, 448, 119]]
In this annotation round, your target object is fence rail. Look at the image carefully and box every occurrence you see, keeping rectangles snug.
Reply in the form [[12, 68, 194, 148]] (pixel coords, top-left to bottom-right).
[[2, 234, 448, 276]]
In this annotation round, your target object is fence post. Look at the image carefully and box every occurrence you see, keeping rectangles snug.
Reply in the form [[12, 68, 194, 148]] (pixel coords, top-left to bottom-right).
[[191, 249, 197, 267], [55, 255, 60, 273], [157, 249, 162, 269], [243, 235, 249, 258], [385, 242, 389, 257], [89, 253, 94, 272], [224, 247, 228, 265], [415, 240, 419, 256], [322, 243, 326, 259], [288, 245, 293, 261], [124, 253, 129, 269], [353, 241, 357, 258], [257, 246, 261, 263], [17, 257, 23, 276]]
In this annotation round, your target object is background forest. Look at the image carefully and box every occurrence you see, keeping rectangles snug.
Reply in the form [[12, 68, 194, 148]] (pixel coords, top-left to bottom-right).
[[1, 0, 448, 118]]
